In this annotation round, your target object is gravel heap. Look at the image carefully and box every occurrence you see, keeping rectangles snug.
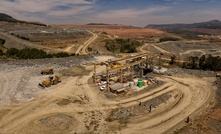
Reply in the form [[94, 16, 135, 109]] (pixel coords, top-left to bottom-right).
[[109, 91, 172, 121], [166, 68, 215, 77], [0, 56, 95, 105], [0, 56, 95, 71]]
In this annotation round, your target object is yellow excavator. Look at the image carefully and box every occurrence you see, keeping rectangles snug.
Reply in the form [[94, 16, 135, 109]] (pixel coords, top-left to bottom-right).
[[39, 76, 61, 88]]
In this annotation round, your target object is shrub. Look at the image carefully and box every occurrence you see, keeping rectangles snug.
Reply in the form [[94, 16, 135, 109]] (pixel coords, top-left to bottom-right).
[[0, 39, 5, 45], [105, 38, 142, 53], [169, 55, 176, 64], [159, 37, 179, 42], [53, 52, 70, 58], [0, 49, 4, 56], [88, 47, 92, 52], [18, 48, 48, 59], [6, 48, 20, 57], [182, 55, 221, 71], [5, 48, 73, 59]]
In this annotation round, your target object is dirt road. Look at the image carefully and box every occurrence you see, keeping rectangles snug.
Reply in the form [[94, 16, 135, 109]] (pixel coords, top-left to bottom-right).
[[138, 43, 186, 63], [75, 31, 98, 55], [120, 76, 215, 134], [150, 43, 171, 54], [180, 49, 206, 55], [0, 56, 215, 134]]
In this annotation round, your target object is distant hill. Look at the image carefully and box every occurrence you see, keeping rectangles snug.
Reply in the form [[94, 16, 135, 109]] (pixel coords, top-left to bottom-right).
[[0, 13, 46, 26], [87, 23, 109, 25], [0, 13, 18, 22], [86, 23, 135, 28], [54, 23, 136, 29], [145, 20, 221, 29]]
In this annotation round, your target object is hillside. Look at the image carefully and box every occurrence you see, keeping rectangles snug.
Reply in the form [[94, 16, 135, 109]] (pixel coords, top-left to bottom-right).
[[145, 20, 221, 29], [52, 23, 136, 29], [0, 13, 18, 22], [0, 13, 46, 26]]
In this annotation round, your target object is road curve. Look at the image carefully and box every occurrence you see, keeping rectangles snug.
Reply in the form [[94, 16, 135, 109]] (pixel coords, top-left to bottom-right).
[[75, 30, 98, 55], [120, 76, 214, 134]]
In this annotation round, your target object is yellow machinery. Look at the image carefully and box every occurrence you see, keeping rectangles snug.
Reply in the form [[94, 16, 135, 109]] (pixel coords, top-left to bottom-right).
[[39, 76, 61, 88], [41, 68, 54, 75], [109, 62, 122, 69]]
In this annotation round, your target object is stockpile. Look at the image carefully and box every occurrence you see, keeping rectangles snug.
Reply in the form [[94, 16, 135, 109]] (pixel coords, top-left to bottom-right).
[[0, 56, 94, 71], [166, 68, 215, 77], [0, 56, 94, 105], [108, 91, 172, 121]]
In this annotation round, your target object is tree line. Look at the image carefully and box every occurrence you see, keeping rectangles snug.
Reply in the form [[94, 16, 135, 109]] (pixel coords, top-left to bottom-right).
[[182, 55, 221, 71], [0, 39, 5, 45], [0, 48, 74, 59], [105, 38, 142, 53], [159, 37, 180, 42]]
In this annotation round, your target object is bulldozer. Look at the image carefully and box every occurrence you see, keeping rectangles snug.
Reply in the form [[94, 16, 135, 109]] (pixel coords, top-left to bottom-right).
[[39, 76, 61, 88], [41, 68, 54, 75]]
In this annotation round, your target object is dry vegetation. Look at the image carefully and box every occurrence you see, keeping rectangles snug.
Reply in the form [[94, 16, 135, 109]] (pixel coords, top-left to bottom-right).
[[102, 28, 165, 41]]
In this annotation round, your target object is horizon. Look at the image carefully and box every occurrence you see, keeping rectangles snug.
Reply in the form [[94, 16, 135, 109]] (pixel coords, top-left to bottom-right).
[[0, 0, 221, 27]]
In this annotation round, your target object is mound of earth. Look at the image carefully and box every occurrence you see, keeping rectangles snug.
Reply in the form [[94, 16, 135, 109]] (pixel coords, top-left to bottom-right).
[[59, 65, 91, 76], [37, 113, 75, 131]]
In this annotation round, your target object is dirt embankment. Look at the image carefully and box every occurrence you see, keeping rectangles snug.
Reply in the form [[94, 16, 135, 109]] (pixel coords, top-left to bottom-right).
[[174, 77, 221, 134]]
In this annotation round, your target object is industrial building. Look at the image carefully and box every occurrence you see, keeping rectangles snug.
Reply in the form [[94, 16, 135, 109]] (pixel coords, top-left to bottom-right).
[[93, 53, 157, 93]]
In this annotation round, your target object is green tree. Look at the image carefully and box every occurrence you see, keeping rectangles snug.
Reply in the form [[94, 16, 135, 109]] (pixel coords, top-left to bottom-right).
[[159, 37, 179, 42], [105, 38, 142, 53], [205, 55, 221, 71], [199, 55, 206, 70], [6, 48, 20, 57], [183, 55, 221, 71], [0, 49, 4, 56], [188, 56, 199, 69], [0, 39, 5, 45], [169, 55, 176, 64], [53, 52, 70, 58]]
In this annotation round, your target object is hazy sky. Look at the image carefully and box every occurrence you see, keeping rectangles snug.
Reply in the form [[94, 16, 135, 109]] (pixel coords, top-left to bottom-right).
[[0, 0, 220, 27]]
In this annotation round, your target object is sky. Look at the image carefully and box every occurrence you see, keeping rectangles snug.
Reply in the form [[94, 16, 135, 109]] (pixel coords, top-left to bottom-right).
[[0, 0, 221, 27]]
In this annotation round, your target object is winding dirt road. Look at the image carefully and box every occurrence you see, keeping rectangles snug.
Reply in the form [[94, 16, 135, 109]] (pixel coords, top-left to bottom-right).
[[120, 76, 214, 134], [180, 49, 206, 55], [75, 31, 98, 55]]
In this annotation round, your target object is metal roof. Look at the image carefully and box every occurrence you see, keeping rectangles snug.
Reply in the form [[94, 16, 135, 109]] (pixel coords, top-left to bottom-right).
[[109, 83, 125, 91]]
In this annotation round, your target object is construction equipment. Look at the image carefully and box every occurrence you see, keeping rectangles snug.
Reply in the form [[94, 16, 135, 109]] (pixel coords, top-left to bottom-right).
[[39, 76, 61, 88], [41, 68, 54, 75], [109, 62, 122, 69]]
